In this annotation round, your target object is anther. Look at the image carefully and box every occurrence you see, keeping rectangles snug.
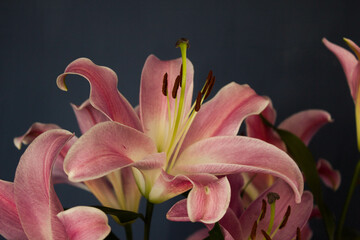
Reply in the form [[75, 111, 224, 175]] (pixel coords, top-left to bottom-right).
[[175, 38, 190, 49], [267, 192, 280, 204], [162, 73, 168, 96], [279, 205, 291, 229], [204, 76, 215, 100], [261, 229, 273, 240], [250, 221, 257, 240], [260, 199, 267, 221], [296, 227, 301, 240], [195, 91, 202, 112], [172, 75, 181, 98]]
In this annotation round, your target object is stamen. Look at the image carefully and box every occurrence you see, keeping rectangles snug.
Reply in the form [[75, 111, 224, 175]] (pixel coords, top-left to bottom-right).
[[261, 230, 273, 240], [179, 64, 183, 80], [250, 221, 257, 240], [172, 75, 181, 98], [260, 199, 267, 221], [296, 227, 301, 240], [204, 76, 215, 100], [162, 73, 168, 96], [195, 91, 202, 112], [175, 38, 190, 49], [267, 192, 280, 204], [279, 205, 291, 229]]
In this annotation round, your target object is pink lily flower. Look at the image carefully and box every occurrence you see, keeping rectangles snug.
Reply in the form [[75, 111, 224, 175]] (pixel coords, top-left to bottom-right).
[[172, 176, 313, 240], [244, 100, 339, 201], [323, 37, 360, 151], [0, 129, 110, 240], [58, 41, 304, 223], [13, 101, 142, 214]]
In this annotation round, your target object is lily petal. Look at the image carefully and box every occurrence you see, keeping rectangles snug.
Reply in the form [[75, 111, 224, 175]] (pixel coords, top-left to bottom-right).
[[317, 158, 341, 191], [173, 136, 303, 203], [322, 38, 360, 101], [13, 122, 60, 149], [182, 83, 269, 150], [57, 206, 110, 240], [14, 129, 74, 240], [0, 180, 27, 240], [140, 55, 194, 147], [239, 179, 313, 240], [71, 99, 109, 134], [57, 57, 142, 131], [64, 121, 157, 182], [278, 110, 332, 145], [167, 175, 231, 223]]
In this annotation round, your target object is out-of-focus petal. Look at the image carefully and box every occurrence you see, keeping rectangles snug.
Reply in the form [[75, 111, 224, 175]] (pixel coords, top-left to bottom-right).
[[322, 38, 359, 101], [64, 121, 157, 182], [13, 122, 60, 149], [173, 136, 304, 203], [278, 110, 332, 145], [57, 206, 110, 240], [227, 174, 244, 218], [246, 101, 286, 151], [14, 129, 74, 240], [71, 99, 109, 134], [182, 83, 269, 150], [187, 228, 210, 240], [56, 57, 142, 131], [317, 158, 341, 191], [0, 180, 27, 240], [239, 179, 313, 240], [140, 55, 194, 148]]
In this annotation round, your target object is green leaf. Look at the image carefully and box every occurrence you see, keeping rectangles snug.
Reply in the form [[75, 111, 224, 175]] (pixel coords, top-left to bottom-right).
[[203, 222, 224, 240], [275, 128, 335, 240], [92, 205, 145, 224]]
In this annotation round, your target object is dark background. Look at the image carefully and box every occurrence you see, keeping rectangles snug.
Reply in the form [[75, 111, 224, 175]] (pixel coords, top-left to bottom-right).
[[1, 1, 360, 239]]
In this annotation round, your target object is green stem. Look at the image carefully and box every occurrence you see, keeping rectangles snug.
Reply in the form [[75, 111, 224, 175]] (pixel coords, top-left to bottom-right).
[[144, 200, 154, 240], [124, 223, 133, 240], [337, 159, 360, 239]]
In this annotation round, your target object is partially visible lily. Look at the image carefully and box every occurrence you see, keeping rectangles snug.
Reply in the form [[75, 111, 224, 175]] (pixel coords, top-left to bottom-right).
[[59, 39, 305, 223], [172, 177, 313, 240], [244, 99, 338, 202], [0, 129, 110, 240], [323, 38, 360, 151], [14, 100, 142, 215]]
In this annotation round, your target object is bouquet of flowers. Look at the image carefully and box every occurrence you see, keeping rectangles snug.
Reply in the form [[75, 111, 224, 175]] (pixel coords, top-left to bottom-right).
[[0, 38, 358, 240]]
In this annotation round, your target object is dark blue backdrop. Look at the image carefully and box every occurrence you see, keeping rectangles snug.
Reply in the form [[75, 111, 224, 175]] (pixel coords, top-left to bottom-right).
[[1, 1, 360, 239]]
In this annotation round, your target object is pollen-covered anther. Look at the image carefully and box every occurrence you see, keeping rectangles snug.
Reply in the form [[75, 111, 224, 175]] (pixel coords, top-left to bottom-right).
[[296, 227, 301, 240], [267, 192, 280, 204], [162, 73, 168, 96], [201, 70, 213, 95], [195, 91, 202, 112], [250, 221, 257, 240], [172, 75, 181, 98], [260, 199, 267, 221], [261, 229, 273, 240], [204, 76, 215, 100], [279, 205, 291, 229]]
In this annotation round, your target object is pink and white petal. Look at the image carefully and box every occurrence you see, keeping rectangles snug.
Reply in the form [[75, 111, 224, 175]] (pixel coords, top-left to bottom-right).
[[140, 55, 194, 147], [323, 38, 359, 100], [187, 228, 210, 240], [300, 223, 313, 240], [227, 174, 244, 218], [167, 199, 191, 222], [217, 209, 243, 240], [239, 179, 313, 240], [182, 83, 269, 150], [14, 129, 74, 240], [13, 122, 60, 149], [71, 99, 110, 134], [57, 58, 142, 131], [278, 110, 332, 146], [173, 136, 303, 203], [317, 158, 341, 191], [57, 206, 111, 240], [85, 177, 121, 209], [64, 121, 157, 182], [172, 175, 230, 223], [0, 180, 27, 240]]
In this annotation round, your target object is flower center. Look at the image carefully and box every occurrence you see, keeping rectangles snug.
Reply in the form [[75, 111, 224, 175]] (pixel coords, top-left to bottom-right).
[[249, 192, 301, 240], [160, 38, 215, 172]]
